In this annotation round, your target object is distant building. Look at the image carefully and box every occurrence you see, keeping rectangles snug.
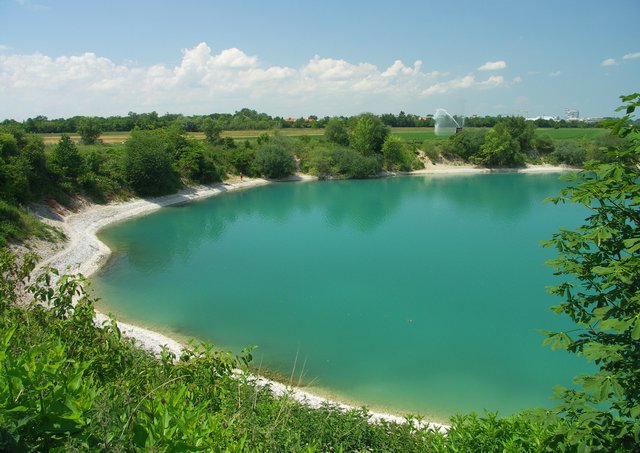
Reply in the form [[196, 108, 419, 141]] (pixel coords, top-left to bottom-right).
[[284, 117, 316, 123], [525, 115, 559, 121], [565, 109, 580, 120]]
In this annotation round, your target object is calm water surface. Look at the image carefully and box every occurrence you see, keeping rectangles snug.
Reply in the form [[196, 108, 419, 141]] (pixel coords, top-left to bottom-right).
[[93, 173, 588, 421]]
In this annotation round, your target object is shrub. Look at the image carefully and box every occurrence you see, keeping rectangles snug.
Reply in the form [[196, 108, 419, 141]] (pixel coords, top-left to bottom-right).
[[533, 135, 555, 156], [331, 147, 381, 178], [550, 140, 586, 166], [441, 128, 487, 161], [123, 130, 179, 196], [477, 123, 525, 167], [422, 141, 442, 163], [348, 113, 389, 156], [255, 143, 296, 179]]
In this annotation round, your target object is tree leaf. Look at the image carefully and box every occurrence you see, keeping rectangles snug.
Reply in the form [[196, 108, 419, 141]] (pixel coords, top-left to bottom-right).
[[632, 318, 640, 341]]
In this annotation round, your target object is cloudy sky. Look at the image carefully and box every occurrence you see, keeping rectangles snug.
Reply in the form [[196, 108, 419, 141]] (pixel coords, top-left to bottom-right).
[[1, 0, 638, 121]]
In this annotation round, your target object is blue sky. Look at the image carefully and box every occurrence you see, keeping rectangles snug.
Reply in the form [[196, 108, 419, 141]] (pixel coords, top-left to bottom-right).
[[0, 0, 638, 120]]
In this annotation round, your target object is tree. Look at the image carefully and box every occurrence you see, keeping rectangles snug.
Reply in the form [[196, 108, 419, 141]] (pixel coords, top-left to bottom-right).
[[477, 123, 525, 167], [541, 93, 640, 450], [76, 117, 102, 145], [550, 140, 586, 166], [123, 130, 178, 196], [348, 113, 389, 156], [441, 128, 487, 161], [500, 116, 536, 153], [0, 133, 18, 159], [49, 134, 82, 181], [324, 118, 349, 146], [533, 134, 555, 156], [255, 143, 295, 179], [202, 117, 222, 144], [382, 135, 413, 171]]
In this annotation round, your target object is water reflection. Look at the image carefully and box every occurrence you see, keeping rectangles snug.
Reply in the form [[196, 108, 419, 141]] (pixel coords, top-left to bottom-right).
[[98, 173, 569, 275], [93, 172, 588, 417]]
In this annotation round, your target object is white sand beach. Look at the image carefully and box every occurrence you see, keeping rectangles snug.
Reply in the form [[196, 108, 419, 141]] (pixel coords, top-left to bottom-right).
[[26, 165, 569, 433]]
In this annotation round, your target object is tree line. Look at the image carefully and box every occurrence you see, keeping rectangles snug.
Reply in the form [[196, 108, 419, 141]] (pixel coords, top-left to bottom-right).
[[1, 109, 613, 135], [423, 116, 630, 168]]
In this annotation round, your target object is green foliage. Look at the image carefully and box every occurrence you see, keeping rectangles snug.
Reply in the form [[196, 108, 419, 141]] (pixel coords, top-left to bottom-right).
[[421, 140, 442, 163], [164, 127, 224, 184], [201, 117, 222, 144], [501, 116, 536, 154], [549, 140, 587, 166], [76, 117, 102, 145], [587, 134, 630, 163], [348, 113, 389, 156], [440, 411, 557, 452], [174, 140, 224, 184], [535, 128, 608, 141], [324, 117, 349, 146], [0, 133, 19, 160], [255, 143, 296, 179], [382, 135, 417, 171], [123, 130, 179, 196], [226, 145, 258, 177], [48, 135, 83, 187], [256, 132, 270, 146], [20, 135, 49, 199], [441, 128, 487, 161], [330, 147, 381, 178], [0, 201, 45, 247], [533, 135, 555, 156], [477, 123, 526, 167], [541, 93, 640, 451]]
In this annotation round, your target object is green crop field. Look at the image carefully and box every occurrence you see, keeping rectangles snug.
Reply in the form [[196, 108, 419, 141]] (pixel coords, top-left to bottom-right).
[[534, 128, 607, 140], [38, 126, 608, 146], [390, 127, 443, 141]]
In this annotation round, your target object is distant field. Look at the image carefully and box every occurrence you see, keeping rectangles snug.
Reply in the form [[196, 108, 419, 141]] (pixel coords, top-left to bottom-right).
[[390, 127, 441, 141], [39, 128, 325, 145], [38, 126, 608, 145], [534, 128, 607, 140]]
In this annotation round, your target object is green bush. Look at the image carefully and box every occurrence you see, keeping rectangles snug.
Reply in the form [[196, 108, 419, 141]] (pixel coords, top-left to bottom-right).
[[422, 141, 442, 163], [533, 135, 555, 156], [123, 130, 179, 196], [382, 135, 417, 171], [441, 128, 487, 161], [255, 143, 296, 179], [330, 147, 380, 178], [477, 123, 526, 167], [550, 140, 587, 166], [348, 113, 389, 156]]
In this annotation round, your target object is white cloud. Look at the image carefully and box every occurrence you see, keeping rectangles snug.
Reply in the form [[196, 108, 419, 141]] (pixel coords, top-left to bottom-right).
[[548, 70, 562, 77], [622, 52, 640, 60], [0, 43, 510, 119], [512, 76, 522, 83], [478, 60, 506, 71], [601, 58, 617, 66], [422, 74, 504, 95], [0, 44, 9, 51]]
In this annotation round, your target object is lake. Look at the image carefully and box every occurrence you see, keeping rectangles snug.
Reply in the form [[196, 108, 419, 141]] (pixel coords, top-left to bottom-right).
[[93, 173, 589, 422]]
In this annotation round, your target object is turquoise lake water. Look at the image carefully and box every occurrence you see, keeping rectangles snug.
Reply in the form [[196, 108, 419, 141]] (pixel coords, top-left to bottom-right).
[[93, 173, 590, 422]]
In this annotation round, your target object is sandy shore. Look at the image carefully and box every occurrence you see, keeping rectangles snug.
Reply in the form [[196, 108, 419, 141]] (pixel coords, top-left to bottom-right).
[[27, 165, 569, 433]]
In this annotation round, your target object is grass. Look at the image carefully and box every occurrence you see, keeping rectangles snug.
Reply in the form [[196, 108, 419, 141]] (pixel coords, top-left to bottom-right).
[[39, 129, 325, 144], [534, 128, 607, 140], [390, 127, 443, 141], [38, 126, 608, 146]]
